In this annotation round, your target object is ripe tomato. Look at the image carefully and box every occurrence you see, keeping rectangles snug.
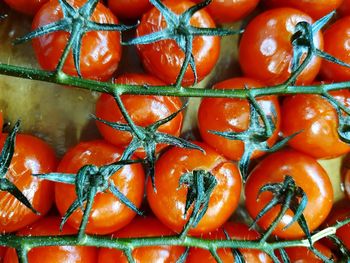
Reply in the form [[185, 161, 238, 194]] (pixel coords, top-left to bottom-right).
[[198, 77, 281, 161], [3, 217, 98, 263], [261, 0, 344, 19], [186, 222, 272, 263], [107, 0, 152, 20], [0, 133, 56, 233], [98, 216, 185, 263], [95, 73, 183, 157], [281, 90, 350, 159], [245, 149, 333, 239], [239, 8, 323, 86], [278, 243, 334, 262], [4, 0, 48, 16], [147, 142, 241, 235], [338, 0, 350, 16], [54, 140, 145, 235], [136, 0, 220, 86], [32, 0, 122, 81], [321, 17, 350, 82]]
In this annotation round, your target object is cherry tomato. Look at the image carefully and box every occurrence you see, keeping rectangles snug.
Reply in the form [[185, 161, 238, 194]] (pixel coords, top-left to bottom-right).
[[338, 0, 350, 16], [3, 217, 98, 263], [107, 0, 152, 20], [95, 73, 183, 157], [321, 17, 350, 82], [136, 0, 220, 86], [198, 77, 281, 161], [147, 142, 241, 235], [186, 222, 272, 263], [281, 90, 350, 159], [0, 133, 56, 233], [245, 149, 333, 239], [193, 0, 259, 24], [54, 140, 145, 235], [262, 0, 344, 19], [239, 8, 323, 86], [281, 243, 335, 262], [4, 0, 49, 16], [98, 216, 185, 263], [32, 0, 122, 81]]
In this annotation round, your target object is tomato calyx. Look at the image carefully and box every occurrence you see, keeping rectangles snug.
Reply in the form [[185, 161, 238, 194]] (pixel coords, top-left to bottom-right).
[[326, 234, 350, 260]]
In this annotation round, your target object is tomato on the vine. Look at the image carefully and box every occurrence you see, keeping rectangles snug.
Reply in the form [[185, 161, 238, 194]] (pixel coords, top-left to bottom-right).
[[198, 77, 281, 161], [107, 0, 152, 20], [279, 243, 335, 263], [245, 149, 333, 239], [338, 0, 350, 16], [54, 140, 145, 235], [4, 0, 49, 16]]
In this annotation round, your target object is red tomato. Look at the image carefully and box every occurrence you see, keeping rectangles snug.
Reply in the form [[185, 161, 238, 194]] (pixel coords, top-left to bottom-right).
[[32, 0, 122, 81], [107, 0, 152, 20], [186, 222, 272, 263], [239, 8, 323, 86], [54, 140, 145, 235], [321, 17, 350, 82], [3, 217, 98, 263], [338, 0, 350, 16], [136, 0, 220, 86], [281, 90, 350, 159], [98, 216, 185, 263], [147, 142, 241, 235], [95, 73, 183, 157], [245, 149, 333, 239], [4, 0, 48, 16], [262, 0, 344, 19], [0, 133, 56, 233], [278, 243, 335, 262], [198, 77, 281, 161]]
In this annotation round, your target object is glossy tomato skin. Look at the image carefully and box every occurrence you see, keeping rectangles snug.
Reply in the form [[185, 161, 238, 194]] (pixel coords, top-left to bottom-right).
[[32, 0, 122, 81], [136, 0, 220, 86], [98, 216, 185, 263], [0, 134, 56, 233], [55, 140, 145, 235], [321, 17, 350, 82], [4, 0, 49, 16], [95, 73, 183, 158], [338, 0, 350, 16], [147, 142, 242, 235], [280, 243, 334, 262], [198, 77, 281, 161], [239, 8, 323, 86], [281, 90, 350, 159], [245, 149, 333, 239], [186, 222, 272, 263], [3, 217, 98, 263], [107, 0, 152, 20]]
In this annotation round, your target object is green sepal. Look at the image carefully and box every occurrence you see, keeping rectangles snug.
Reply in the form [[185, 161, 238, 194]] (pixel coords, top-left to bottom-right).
[[326, 234, 350, 261], [175, 247, 190, 263], [223, 229, 245, 263], [278, 248, 290, 263]]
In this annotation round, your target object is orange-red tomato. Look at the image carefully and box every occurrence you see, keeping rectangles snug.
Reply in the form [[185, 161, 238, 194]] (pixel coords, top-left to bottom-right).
[[186, 222, 272, 263], [0, 133, 56, 233], [95, 73, 183, 157], [107, 0, 152, 20], [32, 0, 122, 81], [281, 90, 350, 159], [338, 0, 350, 16], [147, 142, 241, 235], [245, 149, 333, 239], [239, 8, 323, 86], [3, 217, 98, 263], [136, 0, 220, 86], [4, 0, 49, 16], [198, 77, 281, 161], [278, 243, 335, 262], [54, 140, 145, 235], [98, 216, 185, 263]]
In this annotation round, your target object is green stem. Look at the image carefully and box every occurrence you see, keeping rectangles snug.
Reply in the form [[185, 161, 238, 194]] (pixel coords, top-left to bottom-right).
[[16, 248, 28, 263], [77, 187, 97, 240]]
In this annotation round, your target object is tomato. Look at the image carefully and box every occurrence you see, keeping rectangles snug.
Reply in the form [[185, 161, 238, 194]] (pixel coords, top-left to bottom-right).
[[344, 163, 350, 201], [147, 142, 241, 235], [321, 17, 350, 82], [136, 0, 220, 86], [98, 216, 185, 263], [193, 0, 259, 23], [198, 77, 281, 161], [261, 0, 344, 19], [31, 0, 122, 81], [95, 73, 183, 157], [278, 243, 335, 262], [186, 222, 272, 263], [281, 90, 350, 159], [245, 149, 333, 239], [3, 217, 98, 263], [107, 0, 152, 20], [4, 0, 49, 16], [239, 8, 323, 86], [0, 133, 56, 233], [54, 140, 145, 235], [338, 0, 350, 16]]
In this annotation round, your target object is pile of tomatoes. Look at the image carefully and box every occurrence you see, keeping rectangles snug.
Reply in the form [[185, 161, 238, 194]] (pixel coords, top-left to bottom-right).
[[2, 0, 350, 262]]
